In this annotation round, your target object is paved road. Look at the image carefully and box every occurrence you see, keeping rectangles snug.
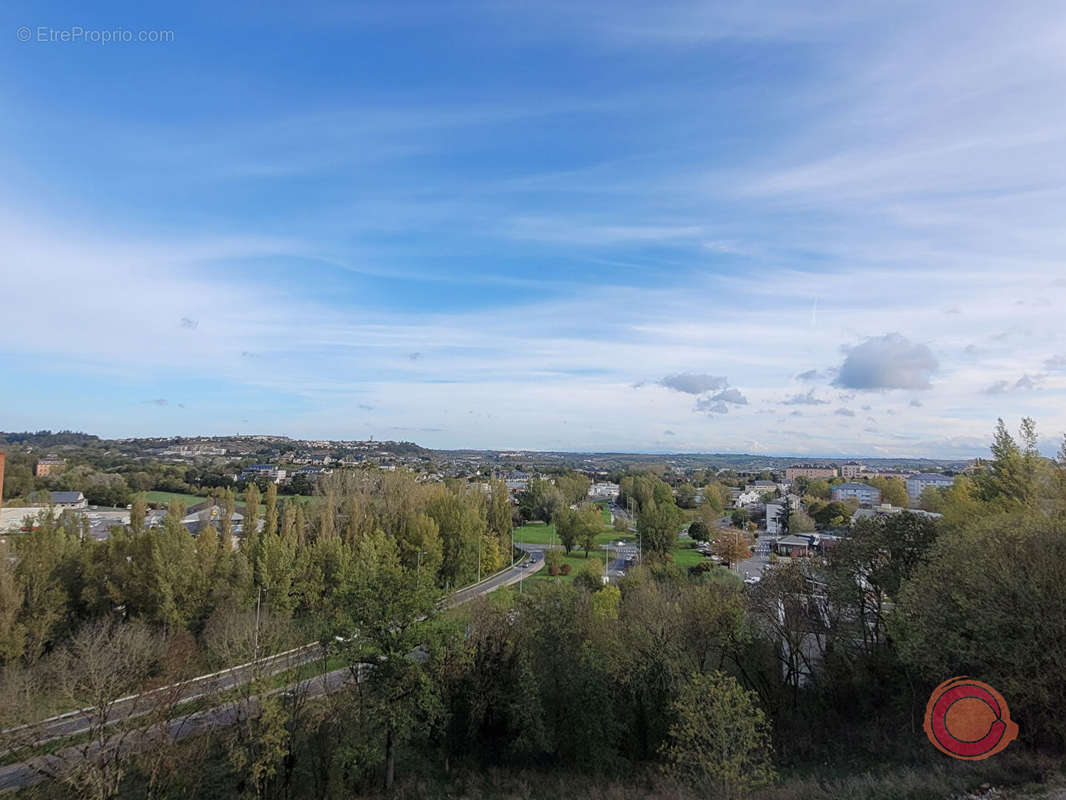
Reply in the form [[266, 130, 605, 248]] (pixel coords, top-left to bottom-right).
[[737, 535, 774, 581], [1, 644, 323, 750], [444, 546, 545, 606], [0, 663, 357, 793], [0, 550, 546, 792]]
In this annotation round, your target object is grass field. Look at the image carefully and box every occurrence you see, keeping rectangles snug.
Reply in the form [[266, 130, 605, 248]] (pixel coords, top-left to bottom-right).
[[143, 491, 316, 511], [670, 542, 708, 568], [144, 490, 208, 508], [526, 550, 608, 586], [514, 503, 632, 548]]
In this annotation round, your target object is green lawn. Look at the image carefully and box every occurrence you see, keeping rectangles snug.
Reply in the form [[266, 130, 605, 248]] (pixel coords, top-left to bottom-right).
[[670, 542, 708, 568], [144, 491, 208, 508], [526, 550, 609, 586], [143, 491, 316, 512], [513, 520, 634, 548]]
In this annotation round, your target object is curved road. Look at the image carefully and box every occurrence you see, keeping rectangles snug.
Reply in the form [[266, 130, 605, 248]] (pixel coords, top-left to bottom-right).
[[0, 549, 545, 793]]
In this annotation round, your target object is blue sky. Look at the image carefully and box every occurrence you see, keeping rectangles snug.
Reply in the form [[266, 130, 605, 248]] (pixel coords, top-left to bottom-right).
[[2, 0, 1066, 457]]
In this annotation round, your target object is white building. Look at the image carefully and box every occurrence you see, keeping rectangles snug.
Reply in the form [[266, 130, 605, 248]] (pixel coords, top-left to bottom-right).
[[840, 461, 864, 479], [906, 473, 954, 501], [831, 482, 881, 506], [734, 489, 762, 508]]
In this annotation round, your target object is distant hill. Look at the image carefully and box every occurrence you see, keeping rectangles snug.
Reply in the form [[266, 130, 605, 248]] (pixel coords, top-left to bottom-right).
[[0, 430, 101, 448]]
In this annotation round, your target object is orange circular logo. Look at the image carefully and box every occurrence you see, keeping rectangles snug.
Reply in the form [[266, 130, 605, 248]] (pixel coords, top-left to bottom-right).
[[923, 677, 1018, 760]]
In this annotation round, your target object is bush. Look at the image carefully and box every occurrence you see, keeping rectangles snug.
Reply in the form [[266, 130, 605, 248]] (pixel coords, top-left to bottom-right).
[[559, 563, 572, 576], [573, 559, 603, 592]]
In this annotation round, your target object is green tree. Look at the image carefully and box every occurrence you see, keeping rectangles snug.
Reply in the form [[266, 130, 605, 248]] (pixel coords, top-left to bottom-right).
[[334, 531, 441, 790], [262, 482, 278, 539], [701, 483, 730, 513], [975, 417, 1038, 509], [893, 513, 1066, 747], [0, 540, 25, 663], [688, 519, 710, 542], [554, 472, 591, 505], [804, 478, 831, 500], [572, 558, 604, 592], [867, 476, 908, 506], [487, 478, 513, 539], [789, 508, 815, 533], [553, 507, 578, 554], [243, 484, 261, 555], [918, 485, 945, 513], [575, 504, 603, 557], [662, 671, 776, 798], [637, 500, 682, 557], [775, 498, 791, 536], [675, 483, 699, 509]]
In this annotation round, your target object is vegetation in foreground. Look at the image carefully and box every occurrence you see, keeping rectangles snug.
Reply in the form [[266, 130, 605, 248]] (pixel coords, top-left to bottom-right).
[[2, 418, 1066, 799]]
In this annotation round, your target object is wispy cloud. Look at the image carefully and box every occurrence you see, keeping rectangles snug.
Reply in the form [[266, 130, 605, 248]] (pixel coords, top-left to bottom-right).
[[782, 389, 829, 406]]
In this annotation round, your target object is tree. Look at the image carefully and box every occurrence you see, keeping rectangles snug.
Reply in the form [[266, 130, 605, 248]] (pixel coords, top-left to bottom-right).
[[487, 478, 512, 539], [892, 513, 1066, 747], [243, 484, 261, 554], [553, 507, 578, 554], [0, 539, 25, 663], [701, 483, 730, 514], [975, 417, 1038, 509], [675, 483, 699, 509], [573, 558, 604, 593], [688, 519, 710, 543], [789, 508, 815, 533], [730, 508, 749, 529], [637, 500, 682, 557], [662, 671, 775, 797], [44, 620, 166, 800], [262, 482, 278, 539], [810, 500, 850, 527], [334, 531, 441, 790], [867, 476, 908, 507], [918, 485, 945, 513], [205, 608, 299, 799], [712, 533, 750, 567], [517, 478, 565, 524], [575, 504, 603, 557], [803, 478, 831, 500], [554, 472, 591, 505], [775, 498, 791, 537]]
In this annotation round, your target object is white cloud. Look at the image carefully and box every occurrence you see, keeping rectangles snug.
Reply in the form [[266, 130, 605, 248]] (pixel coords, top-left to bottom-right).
[[835, 333, 938, 390]]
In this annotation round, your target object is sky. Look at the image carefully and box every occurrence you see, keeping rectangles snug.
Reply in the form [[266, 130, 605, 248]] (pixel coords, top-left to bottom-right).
[[2, 0, 1066, 458]]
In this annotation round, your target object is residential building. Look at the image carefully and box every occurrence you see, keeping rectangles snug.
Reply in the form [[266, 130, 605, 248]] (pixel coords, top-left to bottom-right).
[[831, 482, 882, 506], [748, 479, 779, 496], [906, 472, 954, 501], [240, 464, 288, 484], [840, 461, 863, 479], [589, 482, 619, 499], [785, 465, 838, 481], [734, 489, 763, 508], [34, 455, 65, 477]]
